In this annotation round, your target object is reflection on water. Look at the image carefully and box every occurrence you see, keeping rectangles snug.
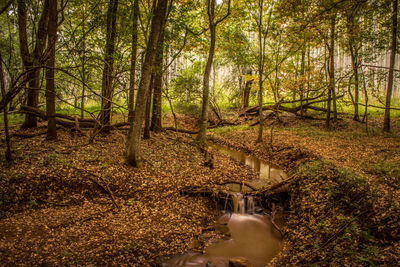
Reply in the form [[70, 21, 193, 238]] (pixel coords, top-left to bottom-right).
[[208, 143, 287, 184], [207, 214, 282, 266], [163, 214, 283, 267]]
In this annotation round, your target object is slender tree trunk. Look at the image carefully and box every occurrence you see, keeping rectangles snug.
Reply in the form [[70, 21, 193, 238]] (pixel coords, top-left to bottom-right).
[[326, 14, 336, 128], [256, 0, 264, 143], [17, 0, 50, 129], [100, 0, 118, 133], [349, 44, 360, 121], [331, 15, 337, 122], [81, 0, 86, 119], [0, 52, 12, 161], [383, 0, 398, 132], [150, 28, 165, 133], [197, 0, 216, 143], [300, 48, 305, 116], [143, 77, 153, 139], [241, 68, 252, 109], [126, 0, 168, 167], [347, 14, 360, 121], [128, 0, 139, 124], [46, 0, 58, 139]]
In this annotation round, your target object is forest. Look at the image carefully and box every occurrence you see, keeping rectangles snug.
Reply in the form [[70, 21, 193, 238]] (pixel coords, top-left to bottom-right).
[[0, 0, 399, 266]]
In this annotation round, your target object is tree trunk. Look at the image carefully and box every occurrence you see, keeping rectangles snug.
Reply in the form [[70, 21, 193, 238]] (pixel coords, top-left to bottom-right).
[[349, 44, 360, 121], [197, 0, 217, 143], [150, 28, 165, 133], [126, 0, 168, 167], [128, 0, 139, 124], [257, 0, 264, 143], [81, 0, 86, 119], [331, 15, 337, 122], [241, 68, 252, 109], [326, 14, 336, 128], [347, 14, 360, 121], [300, 48, 305, 117], [383, 0, 398, 132], [0, 52, 12, 161], [17, 0, 50, 129], [143, 77, 153, 139], [45, 0, 58, 140], [100, 0, 118, 133]]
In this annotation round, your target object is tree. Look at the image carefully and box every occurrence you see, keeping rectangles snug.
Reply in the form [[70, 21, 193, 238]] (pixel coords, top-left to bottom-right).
[[241, 68, 253, 109], [45, 0, 59, 139], [255, 0, 273, 143], [17, 0, 50, 128], [326, 13, 336, 128], [128, 0, 139, 124], [145, 12, 167, 139], [0, 51, 11, 161], [126, 0, 168, 167], [383, 0, 398, 132], [196, 0, 231, 143], [150, 26, 166, 133], [99, 0, 119, 133]]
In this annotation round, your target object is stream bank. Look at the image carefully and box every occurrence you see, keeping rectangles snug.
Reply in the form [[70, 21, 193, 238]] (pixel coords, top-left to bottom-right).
[[206, 122, 400, 266]]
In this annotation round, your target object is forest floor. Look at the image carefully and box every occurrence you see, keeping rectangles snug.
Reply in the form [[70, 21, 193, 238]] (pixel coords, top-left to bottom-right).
[[1, 111, 400, 266]]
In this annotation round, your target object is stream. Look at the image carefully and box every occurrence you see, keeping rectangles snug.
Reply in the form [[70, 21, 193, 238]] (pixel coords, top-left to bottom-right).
[[163, 143, 286, 267], [207, 142, 287, 191]]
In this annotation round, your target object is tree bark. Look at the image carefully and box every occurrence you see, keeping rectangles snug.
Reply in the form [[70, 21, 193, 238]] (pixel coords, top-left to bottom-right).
[[256, 0, 264, 143], [347, 14, 360, 121], [331, 15, 337, 123], [17, 0, 50, 129], [128, 0, 139, 124], [326, 14, 336, 128], [383, 0, 398, 132], [100, 0, 119, 133], [143, 77, 153, 139], [0, 52, 12, 161], [150, 27, 165, 133], [300, 48, 305, 117], [81, 0, 86, 119], [126, 0, 168, 167], [45, 0, 58, 140], [241, 68, 253, 109]]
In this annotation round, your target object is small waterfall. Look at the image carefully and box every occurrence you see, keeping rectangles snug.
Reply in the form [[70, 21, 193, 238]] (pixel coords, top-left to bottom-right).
[[232, 193, 242, 213], [231, 193, 255, 214], [247, 196, 255, 214], [238, 197, 245, 214]]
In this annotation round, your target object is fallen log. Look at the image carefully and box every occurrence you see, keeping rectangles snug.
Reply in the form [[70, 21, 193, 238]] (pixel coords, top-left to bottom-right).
[[240, 96, 344, 117], [164, 127, 198, 134], [19, 106, 129, 129], [20, 106, 95, 128]]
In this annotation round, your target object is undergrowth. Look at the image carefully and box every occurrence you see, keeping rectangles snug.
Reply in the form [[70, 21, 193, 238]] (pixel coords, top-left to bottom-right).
[[274, 160, 400, 266]]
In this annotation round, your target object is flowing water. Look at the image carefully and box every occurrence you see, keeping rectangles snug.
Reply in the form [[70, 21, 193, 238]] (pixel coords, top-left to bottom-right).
[[162, 143, 286, 266], [207, 142, 287, 189], [163, 194, 283, 267]]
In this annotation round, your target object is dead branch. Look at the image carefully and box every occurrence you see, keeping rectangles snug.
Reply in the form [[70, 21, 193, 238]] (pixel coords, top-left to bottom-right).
[[218, 181, 258, 191]]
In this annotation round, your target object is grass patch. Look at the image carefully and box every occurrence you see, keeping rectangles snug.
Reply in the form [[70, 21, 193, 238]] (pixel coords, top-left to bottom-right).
[[368, 161, 400, 189], [208, 124, 254, 134]]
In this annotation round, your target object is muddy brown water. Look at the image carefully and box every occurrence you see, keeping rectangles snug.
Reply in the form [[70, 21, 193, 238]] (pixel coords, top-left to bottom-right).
[[162, 143, 286, 267], [207, 142, 287, 191], [164, 214, 283, 267]]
